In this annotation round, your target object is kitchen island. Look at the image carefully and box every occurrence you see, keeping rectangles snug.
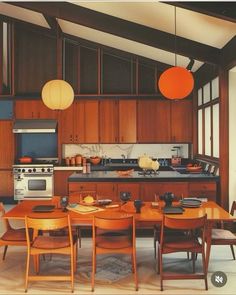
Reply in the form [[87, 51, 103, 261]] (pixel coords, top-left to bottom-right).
[[68, 170, 220, 203]]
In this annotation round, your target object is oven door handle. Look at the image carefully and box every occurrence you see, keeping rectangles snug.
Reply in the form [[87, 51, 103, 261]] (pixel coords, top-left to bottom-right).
[[23, 174, 53, 177]]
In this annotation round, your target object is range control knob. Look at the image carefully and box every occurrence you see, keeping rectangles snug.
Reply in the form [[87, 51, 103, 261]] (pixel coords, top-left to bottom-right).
[[28, 169, 32, 173], [41, 168, 45, 172], [33, 168, 36, 172], [47, 168, 51, 172], [22, 169, 25, 173], [17, 168, 21, 173]]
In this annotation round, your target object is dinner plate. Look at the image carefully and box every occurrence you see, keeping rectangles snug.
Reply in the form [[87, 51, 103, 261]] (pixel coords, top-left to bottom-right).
[[97, 199, 112, 206], [180, 199, 202, 208]]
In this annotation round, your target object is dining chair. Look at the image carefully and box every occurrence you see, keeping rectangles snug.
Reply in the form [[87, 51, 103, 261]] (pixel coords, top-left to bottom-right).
[[158, 214, 208, 291], [69, 190, 98, 248], [153, 194, 185, 259], [210, 200, 236, 260], [24, 215, 77, 292], [92, 212, 138, 291], [0, 202, 29, 260]]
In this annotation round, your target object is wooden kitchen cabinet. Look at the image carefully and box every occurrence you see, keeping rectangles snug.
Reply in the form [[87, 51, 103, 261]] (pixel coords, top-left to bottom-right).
[[54, 171, 72, 196], [0, 121, 14, 169], [188, 182, 216, 201], [141, 182, 189, 201], [119, 100, 137, 143], [68, 182, 97, 195], [137, 100, 171, 142], [117, 183, 140, 201], [59, 100, 98, 144], [99, 99, 118, 143], [171, 100, 193, 142], [15, 100, 57, 119], [0, 170, 13, 197], [96, 182, 117, 201]]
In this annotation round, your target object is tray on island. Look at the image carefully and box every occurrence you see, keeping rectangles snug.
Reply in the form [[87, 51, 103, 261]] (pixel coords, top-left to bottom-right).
[[32, 205, 55, 212], [163, 206, 184, 214]]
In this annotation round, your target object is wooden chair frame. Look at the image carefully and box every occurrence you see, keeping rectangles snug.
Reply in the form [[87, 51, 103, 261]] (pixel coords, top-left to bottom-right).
[[92, 214, 138, 291], [0, 202, 28, 260], [158, 214, 208, 291], [24, 215, 77, 292]]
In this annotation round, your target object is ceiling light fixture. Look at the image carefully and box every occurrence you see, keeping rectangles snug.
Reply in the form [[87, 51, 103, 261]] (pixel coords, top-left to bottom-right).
[[158, 7, 194, 100], [41, 79, 74, 110]]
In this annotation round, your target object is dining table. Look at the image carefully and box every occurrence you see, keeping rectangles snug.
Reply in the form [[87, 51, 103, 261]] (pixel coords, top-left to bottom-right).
[[3, 197, 236, 271]]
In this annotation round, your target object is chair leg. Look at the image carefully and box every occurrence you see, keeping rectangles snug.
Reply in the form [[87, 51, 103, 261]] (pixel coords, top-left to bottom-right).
[[131, 254, 134, 273], [77, 227, 82, 248], [2, 245, 8, 260], [133, 251, 138, 291], [230, 245, 235, 260], [25, 252, 30, 292], [91, 249, 96, 292], [192, 252, 196, 273], [202, 251, 208, 290], [159, 249, 163, 291], [70, 249, 74, 293]]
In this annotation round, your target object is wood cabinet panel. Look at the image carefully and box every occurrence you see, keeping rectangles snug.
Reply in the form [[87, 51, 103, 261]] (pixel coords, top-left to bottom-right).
[[188, 181, 216, 201], [84, 100, 99, 143], [0, 121, 14, 169], [171, 100, 193, 142], [117, 183, 140, 201], [15, 100, 57, 119], [58, 104, 74, 143], [54, 171, 72, 196], [69, 182, 96, 195], [141, 182, 188, 201], [0, 170, 13, 197], [99, 100, 118, 143], [74, 101, 85, 143], [119, 100, 137, 143], [96, 182, 117, 201], [137, 100, 171, 142]]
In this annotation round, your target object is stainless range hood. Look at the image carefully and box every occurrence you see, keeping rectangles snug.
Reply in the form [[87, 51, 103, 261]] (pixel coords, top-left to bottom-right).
[[13, 119, 57, 133]]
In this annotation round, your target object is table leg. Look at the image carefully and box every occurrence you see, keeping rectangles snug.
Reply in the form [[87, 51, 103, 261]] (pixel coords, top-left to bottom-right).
[[205, 221, 212, 271]]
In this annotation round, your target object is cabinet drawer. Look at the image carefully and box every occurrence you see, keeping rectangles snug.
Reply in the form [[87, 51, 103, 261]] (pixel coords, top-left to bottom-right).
[[68, 182, 96, 194], [189, 182, 216, 191]]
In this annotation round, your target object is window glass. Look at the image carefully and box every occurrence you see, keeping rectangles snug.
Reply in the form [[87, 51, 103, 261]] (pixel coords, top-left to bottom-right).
[[198, 88, 202, 106], [212, 77, 219, 99], [203, 82, 210, 104], [198, 110, 202, 154], [204, 106, 211, 156], [212, 103, 219, 157]]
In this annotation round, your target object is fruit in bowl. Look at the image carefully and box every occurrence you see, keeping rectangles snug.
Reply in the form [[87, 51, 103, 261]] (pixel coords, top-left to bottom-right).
[[90, 156, 101, 165]]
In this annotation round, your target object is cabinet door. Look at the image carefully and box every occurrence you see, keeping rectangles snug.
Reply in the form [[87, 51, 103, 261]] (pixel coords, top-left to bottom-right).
[[0, 121, 14, 168], [96, 182, 117, 201], [15, 100, 57, 119], [119, 100, 137, 143], [54, 171, 72, 196], [0, 170, 13, 197], [68, 182, 96, 195], [84, 100, 99, 143], [117, 183, 140, 201], [188, 182, 216, 201], [137, 100, 171, 142], [74, 101, 85, 143], [141, 182, 188, 201], [58, 104, 74, 143], [171, 100, 193, 142], [99, 100, 118, 143]]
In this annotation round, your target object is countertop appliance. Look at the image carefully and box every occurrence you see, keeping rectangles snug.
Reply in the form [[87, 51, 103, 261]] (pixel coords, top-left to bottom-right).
[[13, 164, 54, 200]]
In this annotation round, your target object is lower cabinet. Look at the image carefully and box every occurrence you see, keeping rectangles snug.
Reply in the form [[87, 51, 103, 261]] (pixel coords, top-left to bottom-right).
[[0, 170, 13, 197], [96, 183, 117, 201], [117, 183, 140, 201], [188, 182, 217, 201], [54, 171, 72, 196]]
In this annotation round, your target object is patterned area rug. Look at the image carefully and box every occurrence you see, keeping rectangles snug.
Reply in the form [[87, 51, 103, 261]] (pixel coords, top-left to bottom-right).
[[80, 256, 132, 283]]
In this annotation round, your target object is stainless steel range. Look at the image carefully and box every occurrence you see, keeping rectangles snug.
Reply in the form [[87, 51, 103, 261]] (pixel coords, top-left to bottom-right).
[[13, 164, 54, 200]]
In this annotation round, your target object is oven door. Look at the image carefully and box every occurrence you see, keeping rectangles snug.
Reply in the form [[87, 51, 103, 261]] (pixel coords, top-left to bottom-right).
[[15, 173, 53, 200]]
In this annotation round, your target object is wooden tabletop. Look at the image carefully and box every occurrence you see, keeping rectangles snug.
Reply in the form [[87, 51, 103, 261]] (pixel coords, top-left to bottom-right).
[[4, 199, 236, 226]]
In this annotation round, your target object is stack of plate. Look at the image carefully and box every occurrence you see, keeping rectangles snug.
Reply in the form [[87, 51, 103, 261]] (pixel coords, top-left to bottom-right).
[[180, 198, 202, 208]]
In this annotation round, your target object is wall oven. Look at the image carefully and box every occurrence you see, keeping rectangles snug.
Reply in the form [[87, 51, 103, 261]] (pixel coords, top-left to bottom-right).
[[13, 164, 54, 200]]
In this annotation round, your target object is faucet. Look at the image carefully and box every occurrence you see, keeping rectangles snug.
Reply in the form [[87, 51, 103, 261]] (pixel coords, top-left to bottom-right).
[[121, 154, 126, 163]]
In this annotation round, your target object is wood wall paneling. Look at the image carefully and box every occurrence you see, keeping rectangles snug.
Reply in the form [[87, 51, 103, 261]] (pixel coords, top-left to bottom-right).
[[0, 121, 14, 168]]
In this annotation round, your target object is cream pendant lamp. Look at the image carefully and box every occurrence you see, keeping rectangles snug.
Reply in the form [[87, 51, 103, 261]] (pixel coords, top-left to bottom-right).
[[42, 79, 74, 110], [158, 7, 194, 100]]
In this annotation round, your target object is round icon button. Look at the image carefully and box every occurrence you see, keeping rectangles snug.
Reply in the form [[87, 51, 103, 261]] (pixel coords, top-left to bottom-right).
[[211, 271, 227, 287]]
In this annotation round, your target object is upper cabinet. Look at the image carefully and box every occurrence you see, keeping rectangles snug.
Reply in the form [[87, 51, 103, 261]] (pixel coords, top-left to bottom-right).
[[170, 100, 193, 142], [15, 100, 57, 119], [119, 100, 137, 143], [14, 25, 57, 95], [137, 100, 171, 142]]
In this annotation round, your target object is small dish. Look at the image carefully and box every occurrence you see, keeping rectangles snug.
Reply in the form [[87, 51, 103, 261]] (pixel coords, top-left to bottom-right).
[[116, 169, 134, 176], [97, 199, 112, 206]]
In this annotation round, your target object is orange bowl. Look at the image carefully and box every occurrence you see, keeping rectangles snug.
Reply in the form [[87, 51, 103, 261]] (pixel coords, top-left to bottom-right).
[[90, 157, 101, 165], [186, 166, 202, 172], [116, 169, 134, 176]]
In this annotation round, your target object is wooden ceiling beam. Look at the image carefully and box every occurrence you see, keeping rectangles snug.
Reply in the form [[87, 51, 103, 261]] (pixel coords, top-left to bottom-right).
[[165, 1, 236, 23], [43, 15, 62, 36], [8, 1, 220, 64]]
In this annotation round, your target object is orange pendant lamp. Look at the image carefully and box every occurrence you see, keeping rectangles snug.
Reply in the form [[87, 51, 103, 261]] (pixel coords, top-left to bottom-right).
[[158, 7, 194, 100], [158, 66, 194, 99]]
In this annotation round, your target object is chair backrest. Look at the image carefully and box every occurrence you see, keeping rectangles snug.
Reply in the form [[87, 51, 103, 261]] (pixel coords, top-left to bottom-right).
[[0, 202, 11, 232], [160, 214, 207, 245], [93, 213, 135, 244], [230, 201, 236, 216], [25, 215, 73, 246]]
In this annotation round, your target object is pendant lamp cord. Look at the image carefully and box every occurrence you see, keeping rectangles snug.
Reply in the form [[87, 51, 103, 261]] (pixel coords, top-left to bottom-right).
[[174, 6, 177, 67]]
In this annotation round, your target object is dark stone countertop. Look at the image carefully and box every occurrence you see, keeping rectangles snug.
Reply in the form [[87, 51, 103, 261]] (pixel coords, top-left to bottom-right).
[[68, 170, 219, 183]]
